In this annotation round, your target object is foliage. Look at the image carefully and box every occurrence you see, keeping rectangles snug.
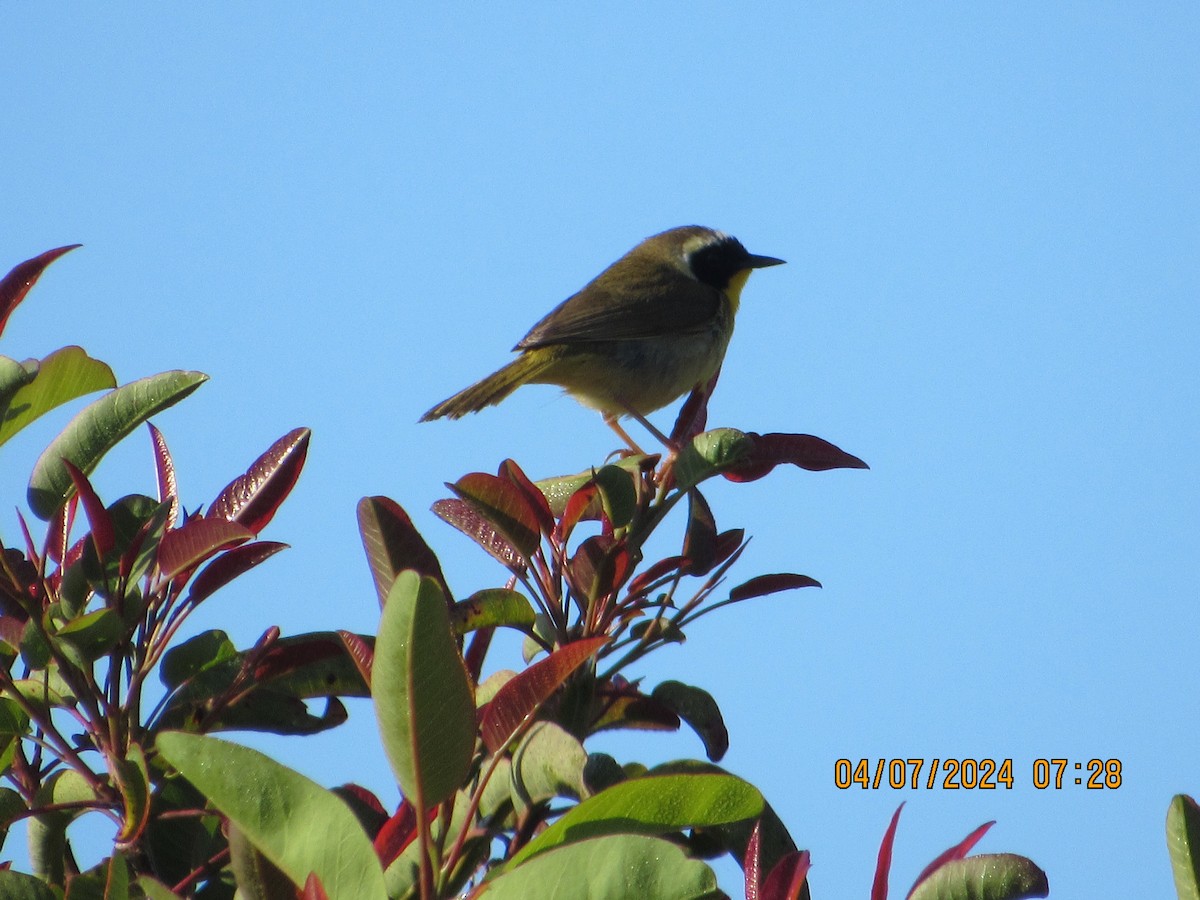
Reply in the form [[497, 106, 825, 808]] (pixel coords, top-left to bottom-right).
[[0, 246, 1058, 899]]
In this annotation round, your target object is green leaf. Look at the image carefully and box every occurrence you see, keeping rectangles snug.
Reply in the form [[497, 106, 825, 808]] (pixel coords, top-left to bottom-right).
[[0, 786, 26, 853], [508, 772, 762, 868], [1168, 794, 1200, 900], [908, 853, 1049, 899], [159, 630, 238, 690], [593, 465, 637, 529], [651, 681, 729, 762], [673, 428, 754, 491], [534, 456, 650, 516], [134, 876, 184, 900], [27, 370, 208, 519], [112, 744, 150, 846], [451, 588, 536, 635], [155, 731, 387, 900], [372, 571, 475, 809], [28, 769, 98, 885], [485, 834, 720, 900], [0, 870, 58, 900], [510, 722, 588, 811], [0, 346, 116, 447], [54, 608, 123, 667], [0, 697, 30, 772]]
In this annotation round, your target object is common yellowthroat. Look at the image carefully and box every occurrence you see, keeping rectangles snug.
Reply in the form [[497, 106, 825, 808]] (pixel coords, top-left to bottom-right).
[[420, 226, 784, 442]]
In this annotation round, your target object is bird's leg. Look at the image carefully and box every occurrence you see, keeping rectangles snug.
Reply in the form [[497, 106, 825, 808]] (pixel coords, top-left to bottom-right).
[[603, 413, 648, 456]]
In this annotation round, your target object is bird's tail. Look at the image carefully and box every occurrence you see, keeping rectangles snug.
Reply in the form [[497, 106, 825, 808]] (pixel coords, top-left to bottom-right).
[[420, 352, 556, 421]]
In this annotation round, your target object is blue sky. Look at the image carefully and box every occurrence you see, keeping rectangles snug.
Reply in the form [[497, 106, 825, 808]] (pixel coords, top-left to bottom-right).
[[5, 5, 1198, 896]]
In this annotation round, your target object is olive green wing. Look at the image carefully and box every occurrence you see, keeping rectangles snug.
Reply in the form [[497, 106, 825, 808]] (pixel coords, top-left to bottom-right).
[[516, 262, 722, 349]]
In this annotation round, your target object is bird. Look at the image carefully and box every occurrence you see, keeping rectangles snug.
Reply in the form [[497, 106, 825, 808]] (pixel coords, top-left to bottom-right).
[[420, 225, 784, 448]]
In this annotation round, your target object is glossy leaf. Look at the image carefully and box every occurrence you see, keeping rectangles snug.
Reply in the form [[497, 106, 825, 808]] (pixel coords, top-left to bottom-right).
[[0, 346, 116, 447], [63, 459, 114, 561], [481, 636, 607, 753], [449, 472, 542, 560], [909, 820, 995, 893], [451, 588, 536, 635], [432, 497, 523, 568], [27, 370, 208, 519], [357, 496, 451, 608], [762, 850, 811, 900], [208, 427, 310, 534], [147, 423, 179, 528], [674, 428, 755, 491], [651, 681, 729, 762], [1168, 794, 1200, 900], [186, 540, 288, 606], [156, 516, 254, 580], [508, 772, 763, 868], [485, 834, 719, 900], [0, 244, 81, 337], [745, 820, 763, 900], [498, 458, 555, 536], [722, 432, 869, 482], [156, 731, 387, 900], [907, 854, 1049, 900], [372, 571, 475, 809], [534, 456, 651, 517], [873, 804, 905, 900]]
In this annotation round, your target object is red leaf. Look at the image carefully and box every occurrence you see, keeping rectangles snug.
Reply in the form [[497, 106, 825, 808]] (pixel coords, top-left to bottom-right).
[[208, 427, 310, 534], [480, 636, 608, 753], [157, 516, 253, 580], [337, 629, 375, 686], [451, 472, 542, 560], [186, 540, 287, 605], [762, 850, 811, 900], [729, 574, 821, 602], [432, 498, 523, 569], [566, 535, 631, 604], [147, 423, 179, 529], [907, 821, 995, 898], [671, 372, 718, 445], [62, 459, 114, 561], [556, 481, 600, 543], [872, 804, 905, 900], [253, 633, 348, 682], [373, 800, 418, 867], [301, 873, 330, 900], [722, 432, 869, 483], [0, 245, 81, 337], [744, 820, 763, 900], [498, 459, 554, 537], [357, 496, 452, 608], [625, 555, 689, 597], [681, 490, 718, 575]]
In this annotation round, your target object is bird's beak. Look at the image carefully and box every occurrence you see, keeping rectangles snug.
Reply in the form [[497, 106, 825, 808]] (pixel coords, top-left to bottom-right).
[[746, 254, 786, 268]]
